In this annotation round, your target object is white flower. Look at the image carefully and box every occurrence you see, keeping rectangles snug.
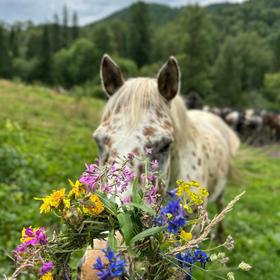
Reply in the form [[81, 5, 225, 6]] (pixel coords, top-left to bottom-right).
[[238, 261, 252, 271], [210, 254, 217, 261], [227, 272, 235, 280]]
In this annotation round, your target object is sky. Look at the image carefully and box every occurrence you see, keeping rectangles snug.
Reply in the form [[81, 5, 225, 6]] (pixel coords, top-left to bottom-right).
[[0, 0, 245, 26]]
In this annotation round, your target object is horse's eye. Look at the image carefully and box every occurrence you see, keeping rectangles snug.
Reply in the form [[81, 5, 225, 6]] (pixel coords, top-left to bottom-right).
[[158, 142, 171, 154]]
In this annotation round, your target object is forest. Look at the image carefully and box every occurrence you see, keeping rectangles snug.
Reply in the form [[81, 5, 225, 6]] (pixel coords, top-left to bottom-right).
[[0, 0, 279, 110]]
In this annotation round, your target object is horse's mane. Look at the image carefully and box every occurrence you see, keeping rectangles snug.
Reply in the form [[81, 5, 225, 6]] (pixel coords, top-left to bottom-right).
[[102, 78, 197, 148]]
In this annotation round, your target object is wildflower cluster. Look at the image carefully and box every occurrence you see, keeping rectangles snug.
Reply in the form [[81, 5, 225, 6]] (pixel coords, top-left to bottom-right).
[[13, 227, 53, 280], [10, 153, 250, 280], [93, 247, 127, 280]]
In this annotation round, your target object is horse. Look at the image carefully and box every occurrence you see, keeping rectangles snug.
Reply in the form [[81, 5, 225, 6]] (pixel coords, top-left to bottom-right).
[[78, 54, 240, 280]]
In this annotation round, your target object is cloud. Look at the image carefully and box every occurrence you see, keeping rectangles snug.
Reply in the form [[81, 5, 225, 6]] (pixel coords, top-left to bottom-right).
[[0, 0, 245, 25]]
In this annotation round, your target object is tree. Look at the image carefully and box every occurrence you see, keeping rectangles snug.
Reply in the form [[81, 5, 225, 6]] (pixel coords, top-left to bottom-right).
[[235, 32, 273, 91], [92, 24, 116, 56], [0, 25, 12, 78], [213, 37, 242, 107], [179, 6, 217, 96], [262, 72, 280, 109], [71, 11, 79, 42], [128, 2, 151, 67], [36, 25, 52, 83], [51, 13, 62, 53], [53, 38, 99, 87], [62, 4, 69, 47], [25, 30, 41, 59], [9, 25, 19, 57]]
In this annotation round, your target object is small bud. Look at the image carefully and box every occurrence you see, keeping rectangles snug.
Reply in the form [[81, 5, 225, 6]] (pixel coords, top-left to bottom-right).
[[227, 272, 235, 280], [224, 235, 235, 251], [238, 261, 252, 271], [217, 252, 229, 264], [210, 254, 217, 261]]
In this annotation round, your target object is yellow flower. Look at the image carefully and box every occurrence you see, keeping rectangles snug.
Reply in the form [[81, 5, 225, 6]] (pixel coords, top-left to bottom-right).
[[190, 180, 200, 188], [48, 188, 66, 208], [63, 198, 71, 209], [183, 203, 193, 214], [176, 180, 191, 196], [40, 272, 53, 280], [180, 230, 192, 241], [82, 194, 104, 216], [39, 197, 53, 214], [35, 188, 67, 214], [166, 213, 173, 219], [68, 179, 85, 199], [199, 188, 209, 197], [188, 192, 204, 205]]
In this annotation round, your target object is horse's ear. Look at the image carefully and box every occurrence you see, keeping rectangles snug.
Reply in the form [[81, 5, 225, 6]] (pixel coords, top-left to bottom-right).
[[100, 54, 124, 97], [157, 56, 180, 101]]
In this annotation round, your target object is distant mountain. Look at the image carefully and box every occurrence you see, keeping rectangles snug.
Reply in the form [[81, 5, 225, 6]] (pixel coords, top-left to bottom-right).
[[86, 3, 181, 28]]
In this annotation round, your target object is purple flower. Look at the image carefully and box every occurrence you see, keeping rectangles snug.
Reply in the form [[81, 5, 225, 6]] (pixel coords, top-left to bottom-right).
[[110, 163, 117, 174], [151, 160, 159, 169], [145, 186, 158, 205], [140, 173, 154, 184], [35, 228, 48, 244], [127, 153, 135, 160], [101, 183, 113, 194], [123, 167, 136, 182], [79, 163, 100, 191], [85, 163, 97, 173], [14, 243, 27, 256], [40, 262, 54, 275], [25, 227, 35, 237], [122, 196, 132, 204]]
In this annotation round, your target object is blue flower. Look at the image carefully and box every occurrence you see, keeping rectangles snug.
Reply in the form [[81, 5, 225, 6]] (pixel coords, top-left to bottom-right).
[[176, 248, 209, 279], [194, 248, 209, 268], [93, 246, 127, 280], [167, 214, 186, 234], [159, 199, 187, 234]]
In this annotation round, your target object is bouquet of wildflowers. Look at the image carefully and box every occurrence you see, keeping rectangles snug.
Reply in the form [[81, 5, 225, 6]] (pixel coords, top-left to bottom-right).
[[8, 152, 251, 280]]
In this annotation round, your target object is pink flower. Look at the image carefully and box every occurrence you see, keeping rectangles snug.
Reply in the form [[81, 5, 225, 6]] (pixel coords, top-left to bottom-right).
[[35, 228, 48, 244], [40, 262, 54, 275], [151, 160, 159, 169], [122, 196, 132, 204], [145, 186, 158, 205]]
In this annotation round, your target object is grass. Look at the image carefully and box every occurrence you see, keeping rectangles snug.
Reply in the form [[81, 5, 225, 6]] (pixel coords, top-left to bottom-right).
[[0, 80, 279, 279]]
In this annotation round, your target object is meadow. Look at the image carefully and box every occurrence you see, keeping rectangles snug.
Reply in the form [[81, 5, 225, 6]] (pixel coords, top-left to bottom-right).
[[0, 79, 279, 279]]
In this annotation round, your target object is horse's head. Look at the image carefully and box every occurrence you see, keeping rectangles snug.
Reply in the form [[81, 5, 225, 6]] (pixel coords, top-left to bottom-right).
[[93, 54, 181, 181]]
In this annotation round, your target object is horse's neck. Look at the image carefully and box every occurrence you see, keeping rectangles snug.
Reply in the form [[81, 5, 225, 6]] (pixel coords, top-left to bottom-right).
[[169, 106, 199, 185]]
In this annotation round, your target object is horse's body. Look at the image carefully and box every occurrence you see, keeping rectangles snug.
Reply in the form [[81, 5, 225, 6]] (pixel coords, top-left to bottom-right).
[[78, 55, 240, 279]]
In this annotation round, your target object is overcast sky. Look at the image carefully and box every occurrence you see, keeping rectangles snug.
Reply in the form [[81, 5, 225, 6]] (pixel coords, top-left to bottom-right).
[[0, 0, 245, 25]]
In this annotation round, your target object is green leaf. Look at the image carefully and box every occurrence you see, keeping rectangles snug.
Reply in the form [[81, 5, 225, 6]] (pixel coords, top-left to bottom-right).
[[117, 212, 136, 244], [132, 179, 142, 204], [97, 191, 118, 216], [108, 229, 117, 252], [130, 226, 166, 246], [130, 202, 156, 216]]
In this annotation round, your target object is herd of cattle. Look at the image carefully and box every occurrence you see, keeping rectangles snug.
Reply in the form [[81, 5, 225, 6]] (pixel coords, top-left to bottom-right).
[[185, 96, 280, 146]]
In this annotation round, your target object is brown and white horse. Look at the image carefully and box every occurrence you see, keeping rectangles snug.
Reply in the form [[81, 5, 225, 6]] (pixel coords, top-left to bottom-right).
[[78, 55, 240, 279]]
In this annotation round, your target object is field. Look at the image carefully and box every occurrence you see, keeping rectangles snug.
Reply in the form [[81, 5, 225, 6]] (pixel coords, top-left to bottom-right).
[[0, 80, 279, 279]]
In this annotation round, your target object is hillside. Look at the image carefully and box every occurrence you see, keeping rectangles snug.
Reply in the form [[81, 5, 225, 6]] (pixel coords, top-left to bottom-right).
[[0, 80, 104, 276], [0, 80, 280, 279]]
